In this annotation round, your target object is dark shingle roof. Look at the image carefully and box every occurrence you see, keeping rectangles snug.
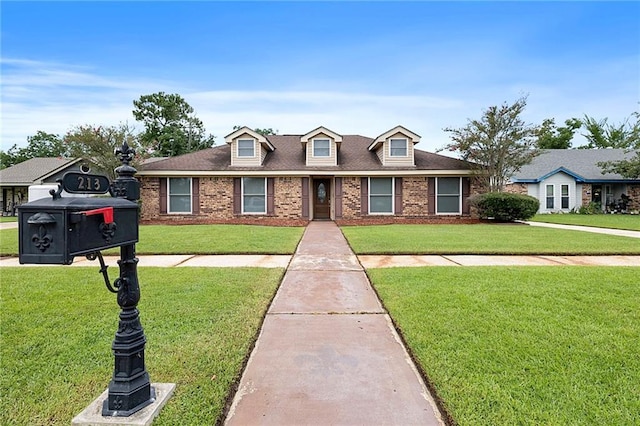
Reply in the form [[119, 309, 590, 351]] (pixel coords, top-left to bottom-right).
[[0, 157, 79, 185], [139, 135, 472, 173], [511, 149, 638, 182]]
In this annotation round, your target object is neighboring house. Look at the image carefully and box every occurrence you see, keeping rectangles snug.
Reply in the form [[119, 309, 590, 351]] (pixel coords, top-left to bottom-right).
[[508, 149, 640, 214], [136, 125, 480, 224], [0, 157, 86, 215]]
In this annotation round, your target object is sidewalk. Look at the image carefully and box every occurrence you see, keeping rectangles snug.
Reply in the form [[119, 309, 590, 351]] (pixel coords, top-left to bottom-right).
[[224, 221, 444, 425], [524, 220, 640, 238]]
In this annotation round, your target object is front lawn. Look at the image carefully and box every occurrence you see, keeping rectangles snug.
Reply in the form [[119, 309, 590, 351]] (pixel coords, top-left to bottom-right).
[[369, 266, 640, 425], [341, 224, 640, 255], [0, 224, 304, 256], [0, 267, 283, 425], [0, 216, 17, 222], [530, 214, 640, 231]]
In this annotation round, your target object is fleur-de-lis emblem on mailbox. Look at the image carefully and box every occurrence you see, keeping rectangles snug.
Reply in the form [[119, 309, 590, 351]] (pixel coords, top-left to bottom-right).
[[32, 225, 52, 252], [27, 212, 57, 252]]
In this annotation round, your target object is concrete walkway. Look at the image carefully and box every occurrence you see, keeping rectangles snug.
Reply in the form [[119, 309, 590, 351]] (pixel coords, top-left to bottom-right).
[[524, 220, 640, 238], [224, 221, 444, 425]]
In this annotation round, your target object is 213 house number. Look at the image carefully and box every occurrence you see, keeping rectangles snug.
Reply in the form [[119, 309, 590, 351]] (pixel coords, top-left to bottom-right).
[[77, 175, 104, 191]]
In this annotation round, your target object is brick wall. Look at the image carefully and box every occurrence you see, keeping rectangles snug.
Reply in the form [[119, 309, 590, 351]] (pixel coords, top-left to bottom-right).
[[504, 183, 528, 195], [341, 176, 362, 219], [274, 177, 303, 218], [581, 184, 592, 207], [402, 177, 428, 216], [627, 184, 640, 212], [140, 177, 160, 221]]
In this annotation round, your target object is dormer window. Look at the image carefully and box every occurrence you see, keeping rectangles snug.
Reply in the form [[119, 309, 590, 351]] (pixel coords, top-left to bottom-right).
[[390, 138, 408, 157], [313, 139, 330, 157], [238, 139, 255, 157]]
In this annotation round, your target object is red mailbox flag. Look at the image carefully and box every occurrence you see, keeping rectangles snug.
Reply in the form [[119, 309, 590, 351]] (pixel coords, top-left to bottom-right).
[[82, 207, 114, 224]]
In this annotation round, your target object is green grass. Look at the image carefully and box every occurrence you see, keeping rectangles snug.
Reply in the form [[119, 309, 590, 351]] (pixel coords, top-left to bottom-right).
[[341, 224, 640, 255], [0, 216, 17, 222], [0, 224, 304, 256], [0, 267, 283, 425], [531, 214, 640, 231], [369, 266, 640, 425]]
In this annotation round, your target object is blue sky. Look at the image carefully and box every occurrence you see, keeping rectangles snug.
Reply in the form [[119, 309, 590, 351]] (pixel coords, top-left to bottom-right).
[[2, 1, 639, 153]]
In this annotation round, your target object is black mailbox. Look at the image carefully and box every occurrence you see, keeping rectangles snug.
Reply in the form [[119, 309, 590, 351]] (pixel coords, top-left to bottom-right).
[[19, 196, 138, 265]]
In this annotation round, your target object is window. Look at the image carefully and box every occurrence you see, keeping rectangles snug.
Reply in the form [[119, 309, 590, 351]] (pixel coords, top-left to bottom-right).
[[369, 177, 393, 214], [237, 139, 255, 157], [389, 138, 408, 157], [168, 178, 191, 213], [313, 139, 330, 157], [436, 177, 461, 214], [546, 185, 554, 209], [242, 177, 266, 214], [561, 185, 569, 209]]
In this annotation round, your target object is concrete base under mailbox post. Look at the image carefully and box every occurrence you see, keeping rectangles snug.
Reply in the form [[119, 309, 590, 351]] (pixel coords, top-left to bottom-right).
[[72, 383, 175, 426]]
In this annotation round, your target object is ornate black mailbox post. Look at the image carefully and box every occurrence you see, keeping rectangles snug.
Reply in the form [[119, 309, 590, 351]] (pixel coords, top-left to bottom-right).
[[18, 142, 155, 417]]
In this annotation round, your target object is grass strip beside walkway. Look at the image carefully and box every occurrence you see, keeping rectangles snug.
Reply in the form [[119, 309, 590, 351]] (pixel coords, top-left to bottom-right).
[[0, 267, 283, 425], [0, 224, 304, 256], [369, 266, 640, 425], [530, 214, 640, 231], [341, 224, 640, 255]]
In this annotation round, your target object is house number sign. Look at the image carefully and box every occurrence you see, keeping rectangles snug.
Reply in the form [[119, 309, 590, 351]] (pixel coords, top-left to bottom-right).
[[62, 172, 111, 194]]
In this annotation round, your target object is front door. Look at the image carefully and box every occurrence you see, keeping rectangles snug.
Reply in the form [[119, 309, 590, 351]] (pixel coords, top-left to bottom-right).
[[313, 179, 331, 219]]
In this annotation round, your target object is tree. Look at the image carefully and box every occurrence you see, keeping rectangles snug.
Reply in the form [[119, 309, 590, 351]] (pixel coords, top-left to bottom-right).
[[232, 125, 278, 135], [0, 131, 67, 169], [580, 112, 640, 178], [132, 92, 215, 157], [64, 123, 140, 180], [580, 113, 640, 149], [442, 96, 539, 192], [535, 118, 582, 149]]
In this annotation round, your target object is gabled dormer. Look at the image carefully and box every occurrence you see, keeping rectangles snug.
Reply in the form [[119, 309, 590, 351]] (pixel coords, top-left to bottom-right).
[[368, 125, 420, 167], [225, 127, 275, 167], [301, 126, 343, 167]]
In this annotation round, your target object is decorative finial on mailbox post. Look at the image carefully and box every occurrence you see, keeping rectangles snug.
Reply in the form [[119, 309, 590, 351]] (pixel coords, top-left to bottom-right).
[[111, 141, 140, 201]]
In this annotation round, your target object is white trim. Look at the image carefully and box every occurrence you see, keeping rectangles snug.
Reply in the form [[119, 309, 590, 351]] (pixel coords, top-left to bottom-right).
[[241, 177, 267, 215], [389, 138, 408, 157], [137, 169, 474, 177], [167, 177, 192, 214], [435, 177, 462, 215], [237, 139, 256, 157], [368, 177, 394, 215], [312, 138, 331, 157]]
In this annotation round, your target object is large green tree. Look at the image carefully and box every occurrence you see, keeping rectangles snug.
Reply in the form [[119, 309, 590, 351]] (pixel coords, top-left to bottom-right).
[[232, 125, 278, 136], [133, 92, 215, 156], [442, 96, 539, 192], [592, 112, 640, 178], [580, 113, 639, 149], [0, 131, 67, 169], [535, 118, 582, 149], [64, 123, 140, 180]]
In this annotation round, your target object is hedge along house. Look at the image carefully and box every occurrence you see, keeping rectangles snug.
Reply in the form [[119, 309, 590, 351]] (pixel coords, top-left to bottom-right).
[[136, 126, 479, 224]]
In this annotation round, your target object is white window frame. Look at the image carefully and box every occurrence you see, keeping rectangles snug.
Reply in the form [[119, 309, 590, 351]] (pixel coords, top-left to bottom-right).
[[168, 177, 192, 214], [242, 177, 266, 215], [368, 177, 394, 215], [546, 184, 555, 210], [435, 177, 462, 215], [561, 184, 570, 209], [313, 138, 331, 157], [237, 139, 255, 157], [389, 138, 408, 157]]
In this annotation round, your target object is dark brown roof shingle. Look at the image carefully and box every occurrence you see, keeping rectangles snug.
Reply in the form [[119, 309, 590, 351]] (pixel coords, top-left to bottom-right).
[[139, 135, 472, 172]]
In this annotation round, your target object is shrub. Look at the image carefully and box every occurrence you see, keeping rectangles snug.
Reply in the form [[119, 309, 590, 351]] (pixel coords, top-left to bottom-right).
[[576, 202, 602, 215], [470, 192, 539, 221]]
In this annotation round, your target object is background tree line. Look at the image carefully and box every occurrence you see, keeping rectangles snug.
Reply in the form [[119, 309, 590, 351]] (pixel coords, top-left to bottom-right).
[[0, 92, 216, 175], [2, 93, 638, 186], [442, 96, 639, 191]]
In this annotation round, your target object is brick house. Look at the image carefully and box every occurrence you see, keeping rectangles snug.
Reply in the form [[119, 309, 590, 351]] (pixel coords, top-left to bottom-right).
[[508, 149, 640, 214], [136, 125, 481, 224]]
